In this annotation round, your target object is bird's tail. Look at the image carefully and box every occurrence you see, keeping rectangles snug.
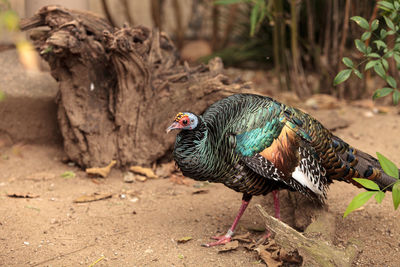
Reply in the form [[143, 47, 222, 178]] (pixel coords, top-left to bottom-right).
[[332, 136, 398, 191], [352, 149, 398, 191]]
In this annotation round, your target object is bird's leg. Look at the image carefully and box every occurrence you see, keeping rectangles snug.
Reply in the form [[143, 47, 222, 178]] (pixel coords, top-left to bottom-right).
[[260, 190, 280, 242], [202, 194, 252, 247], [272, 190, 280, 219]]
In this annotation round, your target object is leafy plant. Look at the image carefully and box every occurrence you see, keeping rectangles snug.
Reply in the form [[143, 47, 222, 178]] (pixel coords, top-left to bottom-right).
[[343, 152, 400, 217], [334, 0, 400, 104], [215, 0, 268, 37]]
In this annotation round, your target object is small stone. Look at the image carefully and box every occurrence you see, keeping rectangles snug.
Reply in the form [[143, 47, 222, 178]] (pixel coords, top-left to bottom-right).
[[123, 172, 135, 183], [129, 197, 139, 203], [23, 241, 30, 245], [145, 248, 153, 254]]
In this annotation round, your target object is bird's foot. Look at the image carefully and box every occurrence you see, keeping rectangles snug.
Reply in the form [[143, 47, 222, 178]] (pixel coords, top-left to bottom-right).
[[202, 235, 232, 247], [202, 229, 234, 247]]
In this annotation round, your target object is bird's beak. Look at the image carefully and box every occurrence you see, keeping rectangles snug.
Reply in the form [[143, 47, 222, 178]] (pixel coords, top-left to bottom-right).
[[166, 121, 181, 133]]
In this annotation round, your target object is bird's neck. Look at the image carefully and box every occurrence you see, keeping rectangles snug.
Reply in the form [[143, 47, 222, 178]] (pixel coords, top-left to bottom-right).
[[174, 117, 215, 181]]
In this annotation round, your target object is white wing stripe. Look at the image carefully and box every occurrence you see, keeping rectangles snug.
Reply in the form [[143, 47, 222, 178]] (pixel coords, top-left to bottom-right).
[[291, 166, 324, 195]]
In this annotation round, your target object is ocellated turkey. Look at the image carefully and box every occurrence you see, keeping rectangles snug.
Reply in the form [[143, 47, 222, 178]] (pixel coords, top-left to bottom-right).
[[166, 93, 398, 247]]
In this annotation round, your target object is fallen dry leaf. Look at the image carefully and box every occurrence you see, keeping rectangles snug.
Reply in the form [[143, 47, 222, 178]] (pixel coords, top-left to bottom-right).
[[25, 172, 56, 181], [73, 193, 112, 203], [61, 171, 76, 179], [253, 240, 302, 266], [192, 189, 209, 195], [264, 240, 280, 251], [135, 174, 147, 182], [218, 240, 239, 252], [91, 178, 103, 185], [256, 248, 282, 267], [130, 166, 158, 179], [177, 236, 192, 244], [169, 174, 193, 185], [86, 160, 116, 178], [193, 181, 210, 188], [7, 192, 39, 198], [232, 232, 252, 243], [279, 248, 302, 264]]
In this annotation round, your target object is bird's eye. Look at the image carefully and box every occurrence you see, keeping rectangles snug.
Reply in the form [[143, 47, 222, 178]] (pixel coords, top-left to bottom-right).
[[182, 119, 188, 125]]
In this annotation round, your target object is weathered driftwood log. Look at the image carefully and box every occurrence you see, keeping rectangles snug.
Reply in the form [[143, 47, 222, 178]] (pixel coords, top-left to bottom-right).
[[256, 204, 361, 267], [20, 5, 249, 168]]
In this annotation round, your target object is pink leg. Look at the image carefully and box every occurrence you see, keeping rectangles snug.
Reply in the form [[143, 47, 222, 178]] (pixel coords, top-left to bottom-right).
[[202, 195, 251, 247], [272, 190, 280, 219], [259, 191, 280, 242]]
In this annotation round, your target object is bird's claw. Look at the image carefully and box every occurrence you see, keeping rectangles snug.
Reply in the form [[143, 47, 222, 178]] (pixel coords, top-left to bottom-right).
[[202, 235, 232, 247]]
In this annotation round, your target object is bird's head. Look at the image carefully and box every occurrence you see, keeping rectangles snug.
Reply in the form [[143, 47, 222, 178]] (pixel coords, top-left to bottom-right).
[[166, 112, 199, 133]]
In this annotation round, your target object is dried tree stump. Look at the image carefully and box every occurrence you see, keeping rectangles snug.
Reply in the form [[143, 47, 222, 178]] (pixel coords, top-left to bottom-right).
[[20, 5, 250, 168]]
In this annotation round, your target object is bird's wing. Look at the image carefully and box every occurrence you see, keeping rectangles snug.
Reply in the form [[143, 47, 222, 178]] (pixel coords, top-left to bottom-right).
[[231, 106, 328, 200]]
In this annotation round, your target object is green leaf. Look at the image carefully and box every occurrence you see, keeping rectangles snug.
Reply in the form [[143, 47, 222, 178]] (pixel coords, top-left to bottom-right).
[[371, 19, 379, 31], [387, 30, 396, 35], [385, 50, 394, 58], [361, 31, 371, 41], [355, 39, 367, 53], [61, 171, 76, 179], [393, 53, 400, 64], [384, 15, 395, 30], [392, 181, 400, 210], [380, 29, 387, 39], [249, 1, 260, 37], [386, 75, 397, 88], [333, 69, 352, 86], [379, 1, 394, 10], [373, 87, 393, 100], [367, 53, 380, 58], [342, 57, 353, 68], [376, 152, 399, 179], [374, 40, 387, 50], [0, 91, 5, 101], [353, 69, 363, 79], [375, 191, 385, 204], [353, 178, 380, 190], [395, 1, 400, 10], [373, 62, 386, 78], [365, 60, 379, 70], [343, 191, 375, 218], [381, 58, 389, 70], [393, 90, 400, 105], [351, 16, 370, 30]]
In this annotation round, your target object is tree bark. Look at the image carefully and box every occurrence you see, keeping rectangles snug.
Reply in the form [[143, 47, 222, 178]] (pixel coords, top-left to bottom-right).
[[256, 204, 360, 267], [20, 5, 249, 168]]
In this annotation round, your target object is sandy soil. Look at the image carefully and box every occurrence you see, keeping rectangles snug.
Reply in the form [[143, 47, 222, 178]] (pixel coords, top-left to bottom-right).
[[1, 105, 400, 267]]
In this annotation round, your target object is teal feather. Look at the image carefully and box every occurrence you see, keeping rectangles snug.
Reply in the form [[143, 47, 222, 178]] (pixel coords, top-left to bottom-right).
[[235, 118, 283, 157]]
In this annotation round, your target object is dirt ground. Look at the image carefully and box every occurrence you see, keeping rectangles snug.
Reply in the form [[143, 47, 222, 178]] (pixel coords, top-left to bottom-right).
[[1, 104, 400, 266]]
